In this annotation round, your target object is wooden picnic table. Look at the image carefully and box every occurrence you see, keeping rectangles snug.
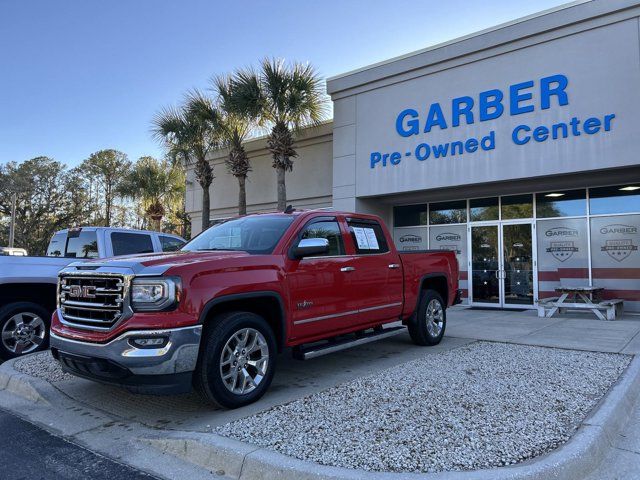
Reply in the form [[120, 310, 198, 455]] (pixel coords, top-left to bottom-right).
[[537, 286, 623, 321]]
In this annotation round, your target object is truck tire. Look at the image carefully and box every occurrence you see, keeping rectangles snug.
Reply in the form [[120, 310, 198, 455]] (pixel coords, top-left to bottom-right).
[[408, 289, 446, 346], [194, 311, 276, 409], [0, 302, 50, 361]]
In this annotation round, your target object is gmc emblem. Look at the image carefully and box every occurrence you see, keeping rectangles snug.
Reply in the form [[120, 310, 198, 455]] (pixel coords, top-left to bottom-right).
[[68, 285, 97, 299]]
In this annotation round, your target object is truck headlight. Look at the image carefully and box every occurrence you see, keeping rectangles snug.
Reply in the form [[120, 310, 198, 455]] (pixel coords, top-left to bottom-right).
[[131, 277, 180, 311]]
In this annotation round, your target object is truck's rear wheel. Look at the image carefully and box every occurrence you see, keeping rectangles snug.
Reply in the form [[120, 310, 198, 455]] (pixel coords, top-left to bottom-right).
[[0, 302, 50, 361], [194, 311, 276, 409], [408, 289, 446, 346]]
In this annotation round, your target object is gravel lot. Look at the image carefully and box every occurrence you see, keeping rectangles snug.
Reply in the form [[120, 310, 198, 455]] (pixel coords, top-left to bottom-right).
[[217, 341, 631, 473], [13, 351, 74, 383]]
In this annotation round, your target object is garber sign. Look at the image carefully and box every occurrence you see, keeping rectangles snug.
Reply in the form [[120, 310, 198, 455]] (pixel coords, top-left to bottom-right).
[[370, 74, 616, 169]]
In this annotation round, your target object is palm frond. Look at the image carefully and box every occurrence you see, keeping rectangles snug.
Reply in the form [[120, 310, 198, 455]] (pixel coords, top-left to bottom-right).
[[184, 89, 219, 125], [151, 105, 184, 143], [226, 66, 265, 122]]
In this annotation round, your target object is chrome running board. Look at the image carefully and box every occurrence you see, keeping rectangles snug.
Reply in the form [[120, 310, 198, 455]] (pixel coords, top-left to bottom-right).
[[293, 326, 406, 360]]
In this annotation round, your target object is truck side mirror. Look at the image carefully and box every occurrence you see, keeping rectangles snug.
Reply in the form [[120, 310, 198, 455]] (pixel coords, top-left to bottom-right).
[[292, 238, 329, 259]]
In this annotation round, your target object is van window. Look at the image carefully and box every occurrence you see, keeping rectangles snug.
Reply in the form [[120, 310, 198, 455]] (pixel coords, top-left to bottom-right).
[[160, 235, 185, 252], [111, 232, 154, 256], [347, 220, 389, 255]]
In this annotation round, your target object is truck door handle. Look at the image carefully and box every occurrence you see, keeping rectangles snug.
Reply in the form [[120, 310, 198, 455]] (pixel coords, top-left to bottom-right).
[[340, 266, 356, 272], [388, 264, 400, 269]]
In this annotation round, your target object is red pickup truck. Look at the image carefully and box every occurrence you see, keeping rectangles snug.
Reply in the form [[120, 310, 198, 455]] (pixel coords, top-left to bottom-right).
[[51, 210, 460, 408]]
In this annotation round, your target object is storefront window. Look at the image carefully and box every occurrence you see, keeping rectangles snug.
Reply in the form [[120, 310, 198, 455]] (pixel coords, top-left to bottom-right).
[[501, 194, 533, 219], [429, 200, 466, 224], [430, 225, 468, 301], [536, 218, 589, 298], [394, 204, 427, 227], [589, 184, 640, 215], [393, 226, 428, 251], [589, 215, 640, 311], [536, 189, 586, 218], [470, 197, 499, 221]]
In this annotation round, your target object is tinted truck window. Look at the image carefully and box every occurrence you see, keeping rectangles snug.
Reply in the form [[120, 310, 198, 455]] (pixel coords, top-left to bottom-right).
[[299, 220, 345, 256], [160, 236, 185, 252], [65, 231, 99, 258], [111, 232, 154, 256], [46, 232, 67, 257], [347, 220, 389, 255]]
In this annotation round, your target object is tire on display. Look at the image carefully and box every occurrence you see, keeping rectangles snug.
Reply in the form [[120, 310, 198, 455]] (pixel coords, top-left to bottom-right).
[[194, 311, 276, 409], [0, 302, 50, 361], [408, 289, 446, 346]]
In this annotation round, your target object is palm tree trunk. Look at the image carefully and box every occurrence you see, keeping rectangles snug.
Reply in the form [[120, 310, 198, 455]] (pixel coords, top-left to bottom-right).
[[195, 156, 213, 232], [238, 175, 247, 215], [276, 161, 286, 211], [201, 182, 210, 232]]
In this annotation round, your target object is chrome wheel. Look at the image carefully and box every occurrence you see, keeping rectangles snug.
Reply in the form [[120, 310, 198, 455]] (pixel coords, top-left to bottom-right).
[[425, 299, 444, 337], [219, 328, 269, 395], [1, 312, 46, 355]]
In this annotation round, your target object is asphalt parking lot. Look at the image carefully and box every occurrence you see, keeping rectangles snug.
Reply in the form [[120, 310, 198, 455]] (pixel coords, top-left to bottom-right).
[[0, 408, 157, 480]]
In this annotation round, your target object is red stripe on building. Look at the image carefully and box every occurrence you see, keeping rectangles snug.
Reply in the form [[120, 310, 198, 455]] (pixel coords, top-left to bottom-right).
[[459, 271, 468, 280], [592, 268, 640, 279], [538, 268, 589, 281], [602, 290, 640, 301], [538, 290, 558, 299]]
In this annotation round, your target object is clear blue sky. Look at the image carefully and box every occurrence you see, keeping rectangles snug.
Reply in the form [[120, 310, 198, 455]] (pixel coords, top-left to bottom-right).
[[0, 0, 569, 167]]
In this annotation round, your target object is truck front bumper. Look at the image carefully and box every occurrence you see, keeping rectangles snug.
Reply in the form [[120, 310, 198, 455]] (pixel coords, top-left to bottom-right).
[[50, 325, 202, 395]]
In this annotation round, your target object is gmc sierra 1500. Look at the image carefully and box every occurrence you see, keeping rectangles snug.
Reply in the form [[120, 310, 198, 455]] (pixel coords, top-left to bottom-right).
[[50, 210, 460, 408]]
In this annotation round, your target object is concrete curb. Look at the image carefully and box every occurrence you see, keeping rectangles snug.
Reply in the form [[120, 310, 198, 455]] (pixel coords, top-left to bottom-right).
[[1, 354, 638, 480], [0, 358, 49, 405]]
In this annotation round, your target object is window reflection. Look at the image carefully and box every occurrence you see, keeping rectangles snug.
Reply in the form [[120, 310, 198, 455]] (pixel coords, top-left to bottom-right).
[[501, 194, 533, 219], [429, 200, 467, 224], [536, 189, 586, 218], [590, 185, 640, 215], [470, 197, 499, 221], [394, 204, 427, 227]]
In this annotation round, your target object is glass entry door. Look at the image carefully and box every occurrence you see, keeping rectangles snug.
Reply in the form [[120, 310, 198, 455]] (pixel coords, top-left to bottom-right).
[[501, 223, 534, 306], [470, 223, 535, 308], [471, 225, 500, 304]]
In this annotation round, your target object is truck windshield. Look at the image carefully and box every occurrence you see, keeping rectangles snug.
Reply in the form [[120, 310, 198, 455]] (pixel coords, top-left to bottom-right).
[[182, 215, 295, 255], [46, 231, 99, 258]]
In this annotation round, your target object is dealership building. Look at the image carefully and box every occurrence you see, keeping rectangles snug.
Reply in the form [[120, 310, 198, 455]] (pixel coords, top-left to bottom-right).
[[186, 0, 640, 312]]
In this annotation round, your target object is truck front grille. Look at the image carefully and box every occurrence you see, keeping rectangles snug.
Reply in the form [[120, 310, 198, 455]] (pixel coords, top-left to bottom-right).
[[59, 275, 126, 329]]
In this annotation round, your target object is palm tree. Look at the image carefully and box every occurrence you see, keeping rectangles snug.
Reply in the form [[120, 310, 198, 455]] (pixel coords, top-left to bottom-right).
[[152, 91, 221, 232], [226, 58, 328, 211], [119, 156, 185, 232], [213, 75, 253, 215]]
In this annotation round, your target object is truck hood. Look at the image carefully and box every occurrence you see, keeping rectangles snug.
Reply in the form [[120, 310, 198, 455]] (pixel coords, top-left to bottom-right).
[[0, 255, 76, 284], [65, 250, 251, 276]]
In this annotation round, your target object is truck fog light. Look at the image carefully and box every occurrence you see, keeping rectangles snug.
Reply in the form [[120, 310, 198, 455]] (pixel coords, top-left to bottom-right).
[[130, 337, 168, 348]]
